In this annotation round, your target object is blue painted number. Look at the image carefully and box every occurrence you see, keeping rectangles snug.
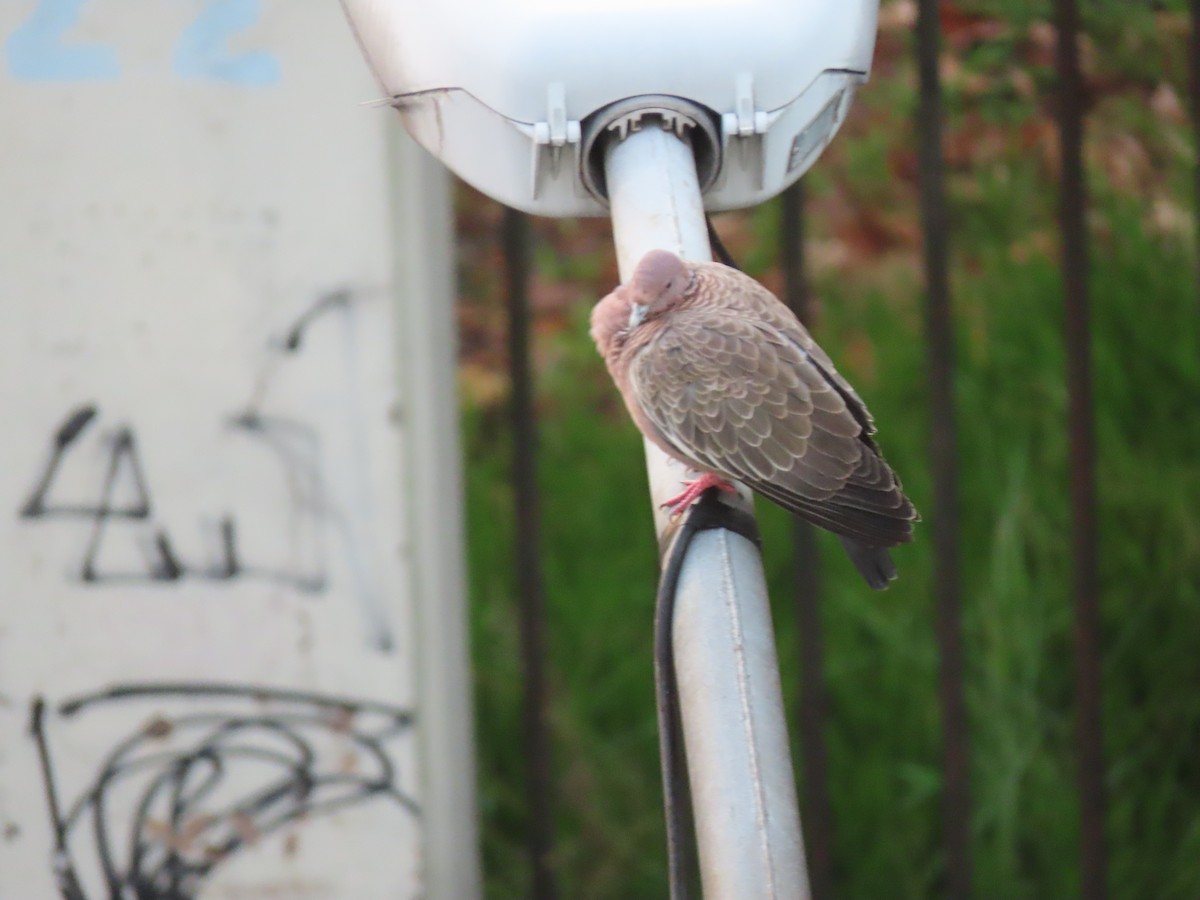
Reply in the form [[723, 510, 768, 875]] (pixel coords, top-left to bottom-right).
[[6, 0, 119, 81], [173, 0, 280, 86]]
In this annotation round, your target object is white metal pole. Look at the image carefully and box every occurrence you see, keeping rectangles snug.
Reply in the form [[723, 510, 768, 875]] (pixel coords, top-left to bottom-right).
[[606, 124, 810, 900]]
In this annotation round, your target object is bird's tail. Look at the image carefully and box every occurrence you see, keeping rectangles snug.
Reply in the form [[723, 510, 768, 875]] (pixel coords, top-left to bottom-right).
[[838, 537, 897, 591]]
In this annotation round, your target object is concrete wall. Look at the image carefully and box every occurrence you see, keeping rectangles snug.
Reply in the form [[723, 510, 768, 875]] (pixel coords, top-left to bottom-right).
[[0, 2, 478, 897]]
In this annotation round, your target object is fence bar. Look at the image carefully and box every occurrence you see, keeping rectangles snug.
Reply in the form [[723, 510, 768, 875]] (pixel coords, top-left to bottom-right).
[[502, 207, 558, 900], [914, 2, 973, 897], [1053, 1, 1108, 897], [606, 123, 809, 900], [1190, 0, 1200, 312], [780, 182, 836, 900]]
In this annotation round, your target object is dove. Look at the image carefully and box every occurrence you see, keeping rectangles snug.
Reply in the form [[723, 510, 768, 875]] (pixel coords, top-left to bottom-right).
[[591, 249, 918, 590]]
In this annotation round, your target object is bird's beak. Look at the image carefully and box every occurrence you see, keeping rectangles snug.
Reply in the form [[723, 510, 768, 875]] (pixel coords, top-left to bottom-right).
[[628, 303, 648, 329]]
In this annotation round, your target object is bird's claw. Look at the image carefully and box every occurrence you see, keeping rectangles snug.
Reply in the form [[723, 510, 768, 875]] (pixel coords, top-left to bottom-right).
[[661, 473, 737, 520]]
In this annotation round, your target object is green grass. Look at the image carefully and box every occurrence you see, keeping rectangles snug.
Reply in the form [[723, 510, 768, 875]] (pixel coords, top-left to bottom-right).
[[461, 6, 1200, 897], [464, 204, 1200, 897]]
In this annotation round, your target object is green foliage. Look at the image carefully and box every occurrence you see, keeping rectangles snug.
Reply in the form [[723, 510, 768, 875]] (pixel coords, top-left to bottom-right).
[[464, 199, 1200, 896], [461, 5, 1200, 897]]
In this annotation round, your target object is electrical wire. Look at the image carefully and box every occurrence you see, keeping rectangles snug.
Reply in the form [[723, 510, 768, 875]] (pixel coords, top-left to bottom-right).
[[706, 215, 741, 270]]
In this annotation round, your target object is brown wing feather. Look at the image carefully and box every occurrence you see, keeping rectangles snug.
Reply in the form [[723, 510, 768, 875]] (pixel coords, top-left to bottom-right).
[[690, 261, 879, 437], [628, 303, 915, 546]]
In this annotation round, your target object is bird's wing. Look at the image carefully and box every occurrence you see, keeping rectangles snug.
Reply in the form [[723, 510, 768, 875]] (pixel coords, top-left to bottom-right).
[[693, 261, 879, 437], [628, 308, 914, 545]]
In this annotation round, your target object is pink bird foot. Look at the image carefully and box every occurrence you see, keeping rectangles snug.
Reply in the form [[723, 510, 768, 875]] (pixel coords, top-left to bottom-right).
[[662, 472, 736, 519]]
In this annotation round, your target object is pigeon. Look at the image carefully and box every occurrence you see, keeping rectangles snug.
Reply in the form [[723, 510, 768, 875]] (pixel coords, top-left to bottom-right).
[[591, 249, 918, 590]]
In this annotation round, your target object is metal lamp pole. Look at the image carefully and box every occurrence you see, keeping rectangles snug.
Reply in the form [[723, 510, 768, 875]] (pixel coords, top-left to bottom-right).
[[605, 120, 810, 900]]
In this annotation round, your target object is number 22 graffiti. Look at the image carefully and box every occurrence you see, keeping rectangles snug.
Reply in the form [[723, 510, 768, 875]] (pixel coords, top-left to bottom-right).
[[6, 0, 280, 85]]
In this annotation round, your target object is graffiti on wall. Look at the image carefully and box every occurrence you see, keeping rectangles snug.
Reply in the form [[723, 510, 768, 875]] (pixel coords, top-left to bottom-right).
[[19, 404, 329, 592], [15, 288, 399, 652], [5, 0, 281, 85], [31, 682, 418, 899]]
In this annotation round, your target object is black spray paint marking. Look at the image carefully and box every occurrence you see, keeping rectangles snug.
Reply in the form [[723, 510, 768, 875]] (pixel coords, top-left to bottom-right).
[[31, 683, 417, 900], [269, 289, 396, 653], [226, 412, 328, 593], [280, 288, 352, 352], [76, 430, 171, 584], [21, 407, 149, 520], [19, 407, 326, 591], [17, 286, 398, 651]]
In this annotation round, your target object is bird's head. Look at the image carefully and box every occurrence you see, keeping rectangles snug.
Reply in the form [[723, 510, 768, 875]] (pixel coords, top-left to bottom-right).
[[627, 250, 691, 329]]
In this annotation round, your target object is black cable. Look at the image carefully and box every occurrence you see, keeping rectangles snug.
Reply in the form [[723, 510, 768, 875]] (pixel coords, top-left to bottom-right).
[[705, 215, 741, 271], [655, 490, 761, 900]]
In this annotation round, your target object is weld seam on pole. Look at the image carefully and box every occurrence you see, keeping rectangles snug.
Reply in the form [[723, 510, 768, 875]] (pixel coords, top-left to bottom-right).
[[719, 531, 777, 899]]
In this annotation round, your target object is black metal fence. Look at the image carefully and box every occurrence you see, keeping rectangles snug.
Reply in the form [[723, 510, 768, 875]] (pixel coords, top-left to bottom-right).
[[492, 2, 1149, 896]]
